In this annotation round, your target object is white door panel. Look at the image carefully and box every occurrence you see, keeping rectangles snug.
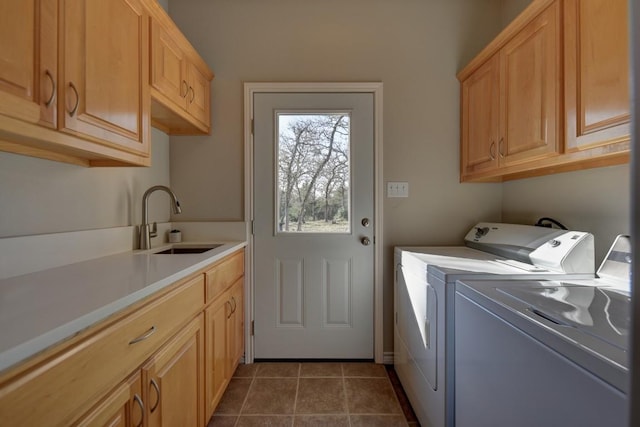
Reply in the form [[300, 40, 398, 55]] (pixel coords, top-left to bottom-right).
[[253, 92, 374, 359]]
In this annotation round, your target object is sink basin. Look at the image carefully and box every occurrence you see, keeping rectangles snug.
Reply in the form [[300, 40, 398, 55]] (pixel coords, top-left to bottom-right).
[[152, 245, 222, 254]]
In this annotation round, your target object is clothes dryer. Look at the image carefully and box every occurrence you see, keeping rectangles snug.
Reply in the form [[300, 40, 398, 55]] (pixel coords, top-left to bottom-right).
[[394, 222, 596, 427]]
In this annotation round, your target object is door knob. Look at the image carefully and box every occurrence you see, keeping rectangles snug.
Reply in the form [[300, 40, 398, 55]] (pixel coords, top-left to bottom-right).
[[361, 237, 371, 246]]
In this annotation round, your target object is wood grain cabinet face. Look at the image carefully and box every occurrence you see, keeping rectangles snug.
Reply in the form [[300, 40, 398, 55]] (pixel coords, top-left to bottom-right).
[[147, 2, 213, 135], [0, 0, 57, 127], [150, 19, 188, 110], [229, 280, 244, 368], [564, 0, 630, 151], [73, 372, 144, 427], [143, 315, 205, 427], [500, 1, 561, 167], [205, 291, 232, 419], [460, 54, 500, 178], [61, 0, 150, 156], [203, 249, 245, 420], [460, 0, 561, 181], [185, 61, 211, 128]]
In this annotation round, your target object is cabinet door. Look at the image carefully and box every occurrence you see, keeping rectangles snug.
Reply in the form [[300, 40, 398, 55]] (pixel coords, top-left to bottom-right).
[[0, 0, 57, 127], [61, 0, 149, 156], [186, 61, 211, 128], [500, 0, 561, 166], [229, 279, 244, 367], [73, 372, 144, 427], [150, 19, 188, 111], [460, 53, 500, 178], [143, 315, 204, 427], [564, 0, 630, 151], [204, 292, 232, 419]]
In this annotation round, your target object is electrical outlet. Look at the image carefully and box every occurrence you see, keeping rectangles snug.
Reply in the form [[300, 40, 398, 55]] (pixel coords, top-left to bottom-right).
[[387, 181, 409, 198]]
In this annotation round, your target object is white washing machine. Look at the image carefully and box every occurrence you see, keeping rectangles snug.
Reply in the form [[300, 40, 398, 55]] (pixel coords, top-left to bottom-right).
[[453, 235, 630, 427], [394, 222, 596, 427]]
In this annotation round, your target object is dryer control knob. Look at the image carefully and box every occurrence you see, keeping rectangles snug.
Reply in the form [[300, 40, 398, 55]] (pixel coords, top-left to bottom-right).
[[475, 227, 489, 239], [549, 239, 562, 247]]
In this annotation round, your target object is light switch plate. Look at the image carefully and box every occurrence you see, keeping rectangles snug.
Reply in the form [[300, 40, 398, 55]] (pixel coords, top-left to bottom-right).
[[387, 181, 409, 198]]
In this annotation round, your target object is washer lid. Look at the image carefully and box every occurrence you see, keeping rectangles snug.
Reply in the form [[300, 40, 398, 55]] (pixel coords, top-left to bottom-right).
[[497, 285, 631, 350]]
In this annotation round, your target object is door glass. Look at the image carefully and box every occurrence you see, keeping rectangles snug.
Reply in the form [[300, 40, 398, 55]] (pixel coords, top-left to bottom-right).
[[276, 112, 351, 234]]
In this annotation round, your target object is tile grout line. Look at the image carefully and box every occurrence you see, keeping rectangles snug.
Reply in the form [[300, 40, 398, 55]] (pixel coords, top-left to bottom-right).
[[292, 363, 301, 426], [341, 363, 354, 427], [234, 370, 257, 426]]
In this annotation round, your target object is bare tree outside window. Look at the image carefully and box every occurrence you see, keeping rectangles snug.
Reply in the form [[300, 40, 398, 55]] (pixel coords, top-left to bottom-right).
[[277, 113, 351, 233]]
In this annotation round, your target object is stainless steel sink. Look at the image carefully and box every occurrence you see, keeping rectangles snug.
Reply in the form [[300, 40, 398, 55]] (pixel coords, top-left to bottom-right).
[[152, 245, 222, 254]]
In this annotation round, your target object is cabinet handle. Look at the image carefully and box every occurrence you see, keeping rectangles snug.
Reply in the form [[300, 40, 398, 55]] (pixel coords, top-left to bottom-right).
[[181, 80, 188, 98], [231, 296, 237, 313], [129, 325, 156, 345], [226, 300, 233, 318], [44, 69, 56, 107], [150, 378, 161, 413], [133, 394, 144, 427], [68, 82, 79, 116], [489, 141, 496, 160], [498, 138, 505, 158], [189, 86, 195, 103]]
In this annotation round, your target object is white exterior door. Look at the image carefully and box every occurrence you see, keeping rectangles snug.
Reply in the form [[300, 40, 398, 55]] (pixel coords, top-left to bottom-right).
[[253, 92, 375, 359]]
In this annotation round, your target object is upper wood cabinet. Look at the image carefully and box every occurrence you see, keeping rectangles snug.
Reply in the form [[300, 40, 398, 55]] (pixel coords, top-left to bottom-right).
[[61, 0, 150, 157], [458, 0, 630, 182], [0, 0, 213, 166], [499, 3, 561, 167], [564, 0, 630, 152], [460, 0, 560, 181], [461, 53, 501, 177], [147, 1, 213, 134], [0, 0, 151, 166], [0, 0, 57, 128]]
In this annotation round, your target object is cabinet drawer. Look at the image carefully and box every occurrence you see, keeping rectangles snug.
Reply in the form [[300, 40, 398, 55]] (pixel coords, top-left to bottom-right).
[[206, 250, 244, 302], [0, 274, 204, 427]]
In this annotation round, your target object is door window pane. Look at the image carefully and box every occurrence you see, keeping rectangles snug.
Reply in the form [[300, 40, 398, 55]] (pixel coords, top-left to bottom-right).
[[276, 113, 351, 233]]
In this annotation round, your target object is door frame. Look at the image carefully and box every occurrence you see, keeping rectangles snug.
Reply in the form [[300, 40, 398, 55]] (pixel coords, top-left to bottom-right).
[[243, 82, 384, 363]]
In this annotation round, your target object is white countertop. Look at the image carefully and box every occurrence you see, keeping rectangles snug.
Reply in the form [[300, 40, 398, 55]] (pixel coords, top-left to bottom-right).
[[0, 241, 246, 374]]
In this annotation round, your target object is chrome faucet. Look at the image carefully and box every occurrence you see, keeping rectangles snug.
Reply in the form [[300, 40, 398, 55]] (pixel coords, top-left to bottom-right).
[[139, 185, 182, 250]]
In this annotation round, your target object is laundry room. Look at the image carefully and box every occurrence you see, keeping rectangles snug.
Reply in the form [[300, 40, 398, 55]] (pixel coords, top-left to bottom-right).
[[0, 0, 635, 426]]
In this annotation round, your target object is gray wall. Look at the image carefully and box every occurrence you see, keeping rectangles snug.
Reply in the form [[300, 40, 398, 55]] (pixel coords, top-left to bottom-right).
[[168, 0, 506, 355], [502, 165, 631, 265], [0, 128, 172, 237]]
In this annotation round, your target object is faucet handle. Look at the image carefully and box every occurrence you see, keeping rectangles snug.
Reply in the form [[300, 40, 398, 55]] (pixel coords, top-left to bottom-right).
[[150, 222, 158, 238]]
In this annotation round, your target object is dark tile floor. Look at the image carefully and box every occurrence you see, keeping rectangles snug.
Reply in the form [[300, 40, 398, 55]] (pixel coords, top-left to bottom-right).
[[207, 362, 420, 427]]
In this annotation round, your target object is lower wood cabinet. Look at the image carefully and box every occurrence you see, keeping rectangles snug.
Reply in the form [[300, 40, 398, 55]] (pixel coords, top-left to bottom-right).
[[204, 279, 244, 420], [143, 314, 205, 427], [0, 248, 245, 427], [205, 290, 232, 418], [73, 372, 144, 427]]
